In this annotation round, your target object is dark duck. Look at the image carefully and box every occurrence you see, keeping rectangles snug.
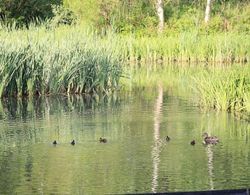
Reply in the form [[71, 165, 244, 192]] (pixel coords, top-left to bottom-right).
[[166, 136, 171, 141], [99, 137, 107, 143], [190, 140, 196, 145], [203, 132, 219, 144], [71, 140, 75, 145]]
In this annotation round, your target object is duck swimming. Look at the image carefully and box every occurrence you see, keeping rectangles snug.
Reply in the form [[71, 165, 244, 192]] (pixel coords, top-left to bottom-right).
[[99, 137, 107, 143], [71, 140, 75, 145], [53, 140, 57, 145], [203, 132, 219, 144], [166, 136, 171, 141], [190, 140, 196, 145]]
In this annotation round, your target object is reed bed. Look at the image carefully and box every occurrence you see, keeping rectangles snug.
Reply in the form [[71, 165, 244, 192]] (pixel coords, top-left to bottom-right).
[[111, 31, 249, 65], [191, 65, 250, 115], [0, 25, 249, 102], [0, 26, 122, 97], [128, 64, 250, 118], [1, 26, 249, 64]]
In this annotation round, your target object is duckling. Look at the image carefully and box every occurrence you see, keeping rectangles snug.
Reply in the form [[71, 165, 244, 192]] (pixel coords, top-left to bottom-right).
[[190, 140, 196, 145], [71, 140, 75, 145], [53, 140, 57, 145], [166, 136, 171, 142], [99, 137, 107, 143], [202, 132, 219, 144]]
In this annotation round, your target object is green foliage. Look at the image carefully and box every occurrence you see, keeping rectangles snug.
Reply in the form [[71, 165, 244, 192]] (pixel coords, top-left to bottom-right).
[[0, 0, 249, 34], [62, 0, 108, 27], [0, 0, 62, 27], [49, 5, 76, 28], [111, 0, 157, 34]]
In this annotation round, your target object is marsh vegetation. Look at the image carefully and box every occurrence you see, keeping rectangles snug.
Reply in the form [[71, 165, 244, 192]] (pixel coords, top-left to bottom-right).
[[0, 25, 249, 119], [0, 1, 250, 193]]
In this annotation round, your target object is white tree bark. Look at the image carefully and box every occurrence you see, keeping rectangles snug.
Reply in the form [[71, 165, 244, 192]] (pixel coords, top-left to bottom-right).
[[156, 0, 164, 33], [205, 0, 212, 23]]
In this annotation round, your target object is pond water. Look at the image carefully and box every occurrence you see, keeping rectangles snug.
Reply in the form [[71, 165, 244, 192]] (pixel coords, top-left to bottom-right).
[[0, 89, 249, 194]]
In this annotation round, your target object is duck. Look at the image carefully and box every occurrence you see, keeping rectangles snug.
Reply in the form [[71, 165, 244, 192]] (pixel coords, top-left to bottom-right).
[[190, 140, 196, 145], [53, 140, 57, 145], [99, 137, 107, 143], [202, 132, 219, 144], [166, 136, 171, 141], [71, 140, 75, 145]]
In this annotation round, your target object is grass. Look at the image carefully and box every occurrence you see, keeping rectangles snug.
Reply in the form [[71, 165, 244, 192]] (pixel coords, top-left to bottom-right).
[[126, 64, 250, 120], [0, 26, 122, 97], [0, 25, 249, 119], [121, 32, 249, 64], [191, 66, 250, 113]]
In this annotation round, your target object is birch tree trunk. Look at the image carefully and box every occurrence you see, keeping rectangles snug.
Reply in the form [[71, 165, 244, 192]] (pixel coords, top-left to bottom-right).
[[156, 0, 164, 33], [205, 0, 212, 23]]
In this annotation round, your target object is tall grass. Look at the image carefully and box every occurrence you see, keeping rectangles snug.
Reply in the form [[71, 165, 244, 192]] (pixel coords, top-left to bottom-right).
[[191, 65, 250, 118], [119, 32, 249, 64], [0, 26, 122, 97], [126, 64, 250, 119], [0, 25, 249, 99]]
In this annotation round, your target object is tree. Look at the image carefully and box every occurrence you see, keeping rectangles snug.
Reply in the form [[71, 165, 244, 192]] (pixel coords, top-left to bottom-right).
[[205, 0, 212, 23], [0, 0, 62, 26], [156, 0, 164, 33]]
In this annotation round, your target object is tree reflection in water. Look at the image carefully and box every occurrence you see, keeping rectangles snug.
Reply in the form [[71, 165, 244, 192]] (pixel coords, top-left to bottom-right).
[[151, 85, 163, 193], [206, 145, 214, 190]]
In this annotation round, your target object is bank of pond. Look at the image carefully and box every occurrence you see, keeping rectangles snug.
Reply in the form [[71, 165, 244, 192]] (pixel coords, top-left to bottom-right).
[[0, 27, 249, 120]]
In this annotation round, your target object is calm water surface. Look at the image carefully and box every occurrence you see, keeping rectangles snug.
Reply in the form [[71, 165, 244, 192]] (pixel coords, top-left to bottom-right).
[[0, 89, 249, 194]]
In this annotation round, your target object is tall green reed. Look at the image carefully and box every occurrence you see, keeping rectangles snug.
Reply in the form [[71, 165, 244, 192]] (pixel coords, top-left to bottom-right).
[[126, 64, 250, 118], [191, 65, 250, 114], [0, 26, 122, 97], [0, 25, 249, 103]]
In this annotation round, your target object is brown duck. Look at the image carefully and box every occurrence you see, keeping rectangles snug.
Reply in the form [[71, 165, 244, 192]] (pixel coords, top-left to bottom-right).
[[203, 132, 219, 144]]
